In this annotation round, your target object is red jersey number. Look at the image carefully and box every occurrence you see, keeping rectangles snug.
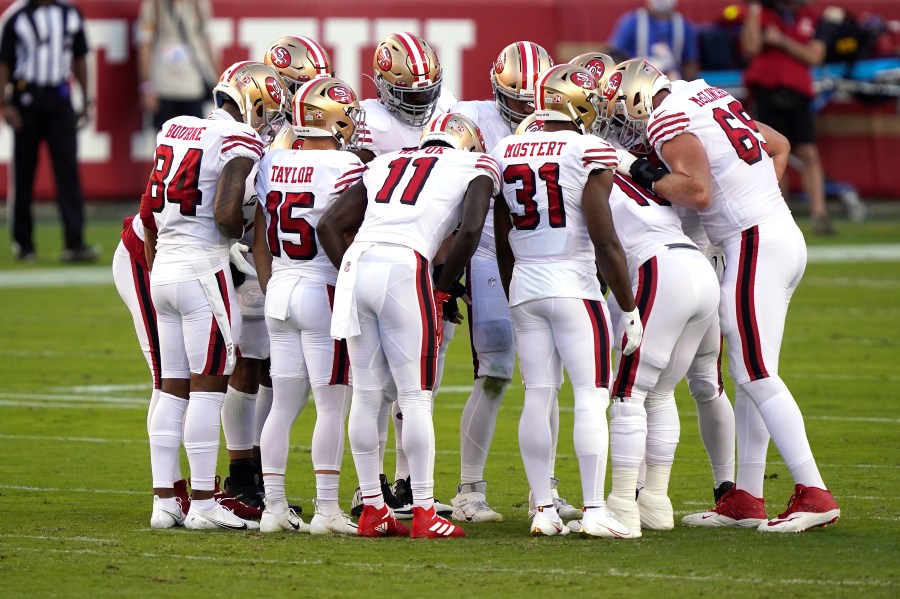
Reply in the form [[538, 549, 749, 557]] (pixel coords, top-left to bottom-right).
[[265, 190, 318, 261], [502, 163, 567, 230], [712, 100, 770, 166], [142, 145, 204, 216]]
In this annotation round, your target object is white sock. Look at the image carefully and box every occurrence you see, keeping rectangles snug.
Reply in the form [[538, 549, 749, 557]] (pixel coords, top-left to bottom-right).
[[192, 497, 215, 512], [398, 389, 435, 508], [349, 387, 385, 509], [645, 391, 679, 471], [377, 399, 391, 475], [609, 398, 647, 500], [743, 376, 826, 490], [261, 376, 310, 475], [392, 401, 409, 482], [254, 384, 273, 446], [148, 391, 187, 489], [182, 391, 225, 492], [315, 473, 341, 515], [222, 385, 257, 451], [460, 377, 508, 484], [263, 474, 287, 512], [157, 495, 179, 512], [735, 386, 770, 498], [311, 385, 351, 473], [696, 390, 736, 486], [519, 386, 555, 508], [573, 388, 610, 507]]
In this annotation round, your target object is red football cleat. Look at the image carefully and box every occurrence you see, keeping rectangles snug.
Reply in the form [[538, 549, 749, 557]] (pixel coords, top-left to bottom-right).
[[411, 505, 465, 539], [357, 504, 410, 538], [758, 484, 840, 533], [174, 479, 191, 516], [212, 475, 263, 520], [682, 487, 767, 528]]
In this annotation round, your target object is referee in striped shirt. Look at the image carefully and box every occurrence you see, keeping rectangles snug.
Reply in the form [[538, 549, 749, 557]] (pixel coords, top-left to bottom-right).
[[0, 0, 97, 262]]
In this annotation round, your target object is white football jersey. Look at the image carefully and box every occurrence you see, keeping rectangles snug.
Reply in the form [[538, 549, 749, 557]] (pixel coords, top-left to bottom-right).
[[649, 79, 789, 244], [610, 173, 697, 275], [357, 88, 458, 156], [144, 111, 264, 284], [256, 149, 365, 285], [491, 129, 618, 306], [451, 99, 515, 260], [355, 146, 501, 261]]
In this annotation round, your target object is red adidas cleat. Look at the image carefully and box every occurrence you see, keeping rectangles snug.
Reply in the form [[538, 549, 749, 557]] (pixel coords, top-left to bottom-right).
[[681, 487, 767, 528], [212, 475, 263, 520], [174, 479, 191, 516], [758, 484, 840, 533], [411, 505, 465, 539], [357, 504, 410, 538]]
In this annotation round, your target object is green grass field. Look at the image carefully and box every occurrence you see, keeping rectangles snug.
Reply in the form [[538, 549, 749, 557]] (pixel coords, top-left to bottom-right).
[[1, 208, 898, 597]]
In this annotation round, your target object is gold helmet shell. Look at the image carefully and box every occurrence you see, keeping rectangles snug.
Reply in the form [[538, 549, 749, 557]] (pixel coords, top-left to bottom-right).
[[491, 41, 554, 128], [214, 62, 288, 142], [373, 32, 442, 127], [514, 113, 544, 135], [533, 64, 602, 135], [568, 52, 617, 138], [264, 36, 333, 96], [606, 58, 672, 153], [292, 77, 364, 150], [419, 112, 486, 153], [269, 127, 304, 150]]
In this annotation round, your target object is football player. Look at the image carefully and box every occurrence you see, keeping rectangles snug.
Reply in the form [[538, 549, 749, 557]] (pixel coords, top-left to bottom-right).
[[609, 59, 840, 532], [492, 64, 642, 538], [448, 42, 585, 523], [353, 32, 458, 518], [252, 77, 365, 535], [141, 62, 288, 531], [317, 113, 499, 538]]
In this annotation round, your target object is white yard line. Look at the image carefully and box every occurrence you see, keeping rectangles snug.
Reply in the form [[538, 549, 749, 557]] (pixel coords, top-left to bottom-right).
[[0, 484, 144, 495], [806, 244, 900, 263]]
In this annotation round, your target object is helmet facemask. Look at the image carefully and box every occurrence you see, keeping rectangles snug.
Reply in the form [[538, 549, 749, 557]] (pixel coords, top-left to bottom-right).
[[376, 75, 441, 127]]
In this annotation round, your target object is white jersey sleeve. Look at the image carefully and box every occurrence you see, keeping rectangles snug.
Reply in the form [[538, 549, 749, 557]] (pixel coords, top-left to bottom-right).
[[649, 79, 789, 244], [255, 149, 365, 285], [354, 146, 499, 261], [491, 130, 617, 306]]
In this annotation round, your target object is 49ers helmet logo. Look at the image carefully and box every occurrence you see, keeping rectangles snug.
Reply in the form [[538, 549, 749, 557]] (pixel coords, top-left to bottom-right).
[[270, 47, 291, 69], [494, 53, 506, 74], [584, 59, 607, 79], [265, 77, 283, 104], [377, 46, 392, 71], [327, 85, 354, 104], [603, 72, 623, 100], [569, 70, 597, 90]]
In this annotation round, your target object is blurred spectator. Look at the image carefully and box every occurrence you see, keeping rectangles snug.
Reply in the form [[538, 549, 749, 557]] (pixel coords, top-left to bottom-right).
[[742, 0, 833, 235], [0, 0, 98, 262], [137, 0, 217, 131], [608, 0, 700, 80]]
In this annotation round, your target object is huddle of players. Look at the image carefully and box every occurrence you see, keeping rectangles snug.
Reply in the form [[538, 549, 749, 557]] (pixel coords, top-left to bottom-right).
[[116, 31, 841, 539]]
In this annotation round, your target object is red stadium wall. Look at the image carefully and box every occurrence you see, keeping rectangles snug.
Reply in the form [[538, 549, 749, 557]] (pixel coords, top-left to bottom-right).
[[1, 0, 898, 201]]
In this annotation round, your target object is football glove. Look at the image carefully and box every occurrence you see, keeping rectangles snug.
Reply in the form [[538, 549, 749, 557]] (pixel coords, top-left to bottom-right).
[[433, 290, 451, 347], [706, 244, 726, 283], [229, 242, 257, 277], [621, 308, 643, 356]]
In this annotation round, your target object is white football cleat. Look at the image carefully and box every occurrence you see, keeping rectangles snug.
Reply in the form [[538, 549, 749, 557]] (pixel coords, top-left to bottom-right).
[[150, 495, 185, 529], [309, 501, 358, 535], [580, 506, 641, 539], [530, 507, 570, 537], [637, 490, 674, 530], [260, 506, 309, 533], [185, 502, 260, 531], [566, 519, 582, 534], [451, 481, 503, 522], [528, 478, 583, 520], [606, 493, 641, 532]]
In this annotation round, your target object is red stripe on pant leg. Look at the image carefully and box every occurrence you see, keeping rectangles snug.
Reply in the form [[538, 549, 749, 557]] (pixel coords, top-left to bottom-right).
[[203, 317, 221, 375], [717, 333, 724, 395], [583, 300, 602, 388], [583, 299, 612, 389], [736, 227, 768, 381], [612, 257, 657, 397], [327, 284, 351, 385], [132, 259, 161, 389], [415, 252, 436, 390], [465, 262, 479, 379], [203, 270, 230, 376]]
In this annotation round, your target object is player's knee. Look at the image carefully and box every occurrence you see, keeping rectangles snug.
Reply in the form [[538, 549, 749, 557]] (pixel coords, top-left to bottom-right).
[[482, 375, 509, 397], [688, 376, 719, 405]]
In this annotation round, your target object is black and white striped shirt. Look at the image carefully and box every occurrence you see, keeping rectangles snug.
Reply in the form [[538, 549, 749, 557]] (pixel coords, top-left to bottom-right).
[[0, 0, 88, 87]]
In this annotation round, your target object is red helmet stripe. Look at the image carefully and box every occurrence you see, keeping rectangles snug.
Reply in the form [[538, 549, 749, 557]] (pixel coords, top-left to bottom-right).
[[293, 35, 330, 73], [522, 41, 538, 95], [534, 64, 561, 111], [395, 32, 429, 84], [437, 113, 453, 132]]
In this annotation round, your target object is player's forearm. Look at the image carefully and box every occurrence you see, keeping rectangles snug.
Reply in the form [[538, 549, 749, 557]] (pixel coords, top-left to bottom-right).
[[435, 229, 479, 294], [595, 243, 636, 313], [316, 219, 350, 270], [252, 206, 272, 292], [214, 158, 254, 239], [653, 173, 711, 211]]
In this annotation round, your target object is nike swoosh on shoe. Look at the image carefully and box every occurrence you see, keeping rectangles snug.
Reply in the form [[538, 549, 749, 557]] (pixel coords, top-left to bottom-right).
[[201, 515, 248, 530]]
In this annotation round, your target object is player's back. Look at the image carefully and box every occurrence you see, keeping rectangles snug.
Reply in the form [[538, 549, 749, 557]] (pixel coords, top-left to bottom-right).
[[146, 114, 263, 271], [355, 145, 500, 261], [610, 172, 697, 273], [492, 129, 617, 306], [648, 80, 788, 244], [358, 88, 458, 156], [258, 149, 364, 284]]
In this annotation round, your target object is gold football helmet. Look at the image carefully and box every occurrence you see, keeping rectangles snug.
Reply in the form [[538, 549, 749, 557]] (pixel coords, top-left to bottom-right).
[[514, 113, 544, 135], [269, 127, 303, 150], [568, 52, 617, 138], [491, 41, 554, 128], [419, 112, 486, 153], [606, 58, 672, 153], [292, 77, 364, 150], [533, 64, 602, 135], [264, 36, 333, 96], [214, 62, 288, 142], [373, 32, 442, 127]]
